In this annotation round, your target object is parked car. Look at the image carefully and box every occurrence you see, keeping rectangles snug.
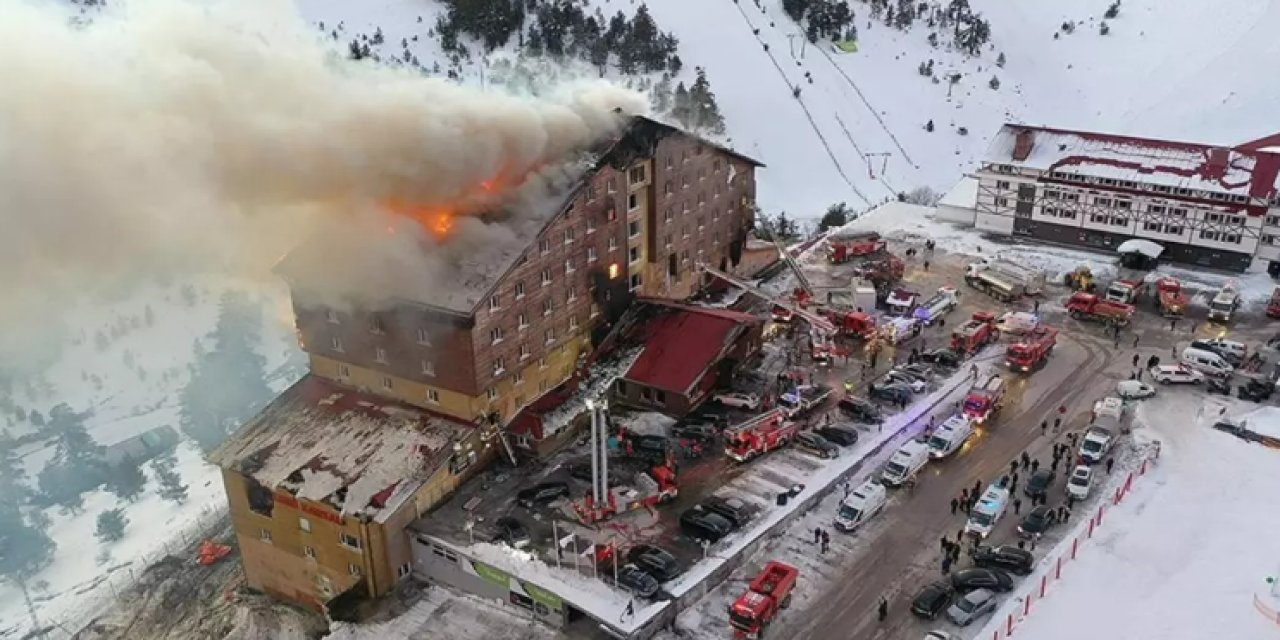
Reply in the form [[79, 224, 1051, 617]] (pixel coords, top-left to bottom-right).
[[1066, 465, 1093, 500], [494, 516, 531, 548], [1151, 365, 1204, 385], [816, 426, 859, 446], [950, 567, 1014, 593], [614, 564, 660, 599], [838, 396, 882, 423], [517, 482, 571, 508], [1206, 376, 1232, 395], [900, 363, 935, 379], [672, 422, 719, 441], [946, 588, 998, 626], [566, 463, 625, 485], [919, 348, 963, 368], [885, 370, 928, 393], [627, 544, 682, 582], [971, 545, 1034, 576], [868, 382, 913, 404], [795, 432, 840, 459], [924, 632, 955, 640], [1190, 338, 1245, 366], [1116, 379, 1156, 399], [1024, 469, 1056, 498], [713, 392, 760, 410], [679, 508, 734, 543], [631, 434, 671, 460], [1017, 505, 1059, 538], [698, 496, 752, 529], [911, 581, 954, 619]]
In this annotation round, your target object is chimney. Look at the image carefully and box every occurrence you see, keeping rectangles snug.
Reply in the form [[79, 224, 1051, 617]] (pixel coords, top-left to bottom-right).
[[1012, 129, 1035, 161], [1204, 147, 1229, 180]]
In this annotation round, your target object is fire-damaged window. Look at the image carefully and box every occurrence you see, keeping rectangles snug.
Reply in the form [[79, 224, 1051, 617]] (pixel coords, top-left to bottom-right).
[[449, 450, 478, 475], [668, 253, 678, 277], [245, 478, 274, 517], [330, 336, 343, 353], [628, 193, 638, 210], [416, 327, 431, 346], [629, 165, 647, 185], [368, 314, 385, 334], [340, 533, 361, 551], [326, 309, 340, 324]]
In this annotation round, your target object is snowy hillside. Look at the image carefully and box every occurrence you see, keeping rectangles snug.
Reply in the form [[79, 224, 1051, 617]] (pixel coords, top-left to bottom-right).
[[293, 0, 1280, 218]]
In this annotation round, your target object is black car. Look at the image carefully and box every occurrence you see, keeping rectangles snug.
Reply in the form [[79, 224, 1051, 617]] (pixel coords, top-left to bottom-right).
[[868, 382, 913, 404], [1238, 378, 1274, 402], [838, 397, 882, 423], [901, 363, 935, 379], [627, 544, 683, 582], [795, 432, 840, 459], [630, 434, 671, 461], [911, 581, 954, 619], [919, 348, 963, 368], [950, 567, 1014, 593], [1017, 505, 1059, 538], [698, 496, 752, 529], [1206, 376, 1232, 395], [816, 426, 859, 446], [1024, 469, 1056, 498], [517, 481, 571, 508], [972, 545, 1034, 576], [672, 423, 719, 441], [566, 463, 625, 485], [614, 564, 661, 598], [679, 508, 735, 543], [494, 516, 531, 549]]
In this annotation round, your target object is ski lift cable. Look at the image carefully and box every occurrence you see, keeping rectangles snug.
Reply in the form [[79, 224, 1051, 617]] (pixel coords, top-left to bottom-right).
[[833, 112, 898, 197], [816, 44, 918, 168]]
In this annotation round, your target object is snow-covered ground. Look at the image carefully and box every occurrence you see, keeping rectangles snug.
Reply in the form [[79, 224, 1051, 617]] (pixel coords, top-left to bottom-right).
[[974, 393, 1280, 640], [0, 276, 303, 637]]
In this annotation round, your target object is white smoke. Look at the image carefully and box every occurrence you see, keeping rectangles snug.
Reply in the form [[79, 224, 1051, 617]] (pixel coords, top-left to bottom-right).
[[0, 0, 647, 362]]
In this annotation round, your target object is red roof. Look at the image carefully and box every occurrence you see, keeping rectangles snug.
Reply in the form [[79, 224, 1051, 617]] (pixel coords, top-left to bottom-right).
[[622, 303, 761, 395]]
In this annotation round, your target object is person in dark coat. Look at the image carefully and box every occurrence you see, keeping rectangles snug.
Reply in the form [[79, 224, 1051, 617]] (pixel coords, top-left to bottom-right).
[[972, 479, 982, 496], [1012, 498, 1022, 515], [1031, 458, 1040, 472], [1106, 458, 1115, 474], [941, 555, 952, 574], [814, 527, 822, 544], [940, 536, 950, 552], [950, 498, 959, 515], [878, 597, 889, 621], [1132, 353, 1140, 367], [1009, 459, 1018, 476], [1040, 420, 1048, 435]]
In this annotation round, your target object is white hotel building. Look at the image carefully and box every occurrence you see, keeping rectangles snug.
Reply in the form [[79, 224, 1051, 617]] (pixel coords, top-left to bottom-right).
[[957, 124, 1280, 274]]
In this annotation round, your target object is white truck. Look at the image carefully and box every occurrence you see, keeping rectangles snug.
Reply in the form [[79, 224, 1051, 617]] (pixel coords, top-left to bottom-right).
[[912, 287, 959, 326], [881, 440, 929, 487], [1079, 417, 1119, 464], [966, 258, 1047, 298], [965, 484, 1011, 538], [1208, 281, 1241, 323], [927, 414, 974, 459], [886, 289, 919, 316]]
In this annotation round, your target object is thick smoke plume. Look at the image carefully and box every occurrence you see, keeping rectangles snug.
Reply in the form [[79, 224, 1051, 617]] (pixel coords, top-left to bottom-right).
[[0, 0, 646, 362]]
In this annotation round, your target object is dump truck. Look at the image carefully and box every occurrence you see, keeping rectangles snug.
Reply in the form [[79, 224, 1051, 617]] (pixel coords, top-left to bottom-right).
[[1208, 281, 1241, 323], [724, 410, 799, 463], [827, 232, 886, 263], [966, 258, 1046, 298], [1155, 277, 1189, 317], [1006, 325, 1057, 372], [729, 562, 798, 639], [1104, 279, 1143, 304], [1066, 292, 1135, 326], [950, 311, 999, 355], [912, 287, 959, 326], [962, 374, 1005, 424]]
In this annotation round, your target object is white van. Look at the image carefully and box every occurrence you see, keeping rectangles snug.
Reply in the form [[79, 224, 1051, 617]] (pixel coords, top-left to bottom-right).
[[1196, 337, 1247, 363], [964, 485, 1010, 538], [927, 415, 974, 459], [1078, 425, 1115, 464], [834, 480, 888, 532], [1181, 347, 1234, 378], [881, 440, 929, 487], [1093, 396, 1125, 421]]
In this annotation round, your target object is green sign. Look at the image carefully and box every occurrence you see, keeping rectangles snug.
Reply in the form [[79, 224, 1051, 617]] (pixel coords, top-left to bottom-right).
[[834, 40, 859, 53], [522, 581, 563, 610], [472, 560, 512, 589]]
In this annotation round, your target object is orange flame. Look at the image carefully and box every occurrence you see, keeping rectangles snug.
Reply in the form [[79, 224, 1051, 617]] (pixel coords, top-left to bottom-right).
[[383, 173, 506, 240]]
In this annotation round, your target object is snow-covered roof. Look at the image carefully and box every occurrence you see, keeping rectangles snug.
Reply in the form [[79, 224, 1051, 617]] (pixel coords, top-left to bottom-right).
[[1116, 239, 1165, 259], [938, 176, 979, 209], [984, 124, 1280, 202], [209, 375, 475, 521]]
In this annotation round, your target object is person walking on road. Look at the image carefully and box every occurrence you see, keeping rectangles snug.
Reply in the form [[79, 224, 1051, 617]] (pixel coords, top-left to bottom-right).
[[972, 479, 982, 496], [1132, 353, 1140, 368], [1034, 299, 1041, 313], [814, 527, 822, 544], [941, 555, 952, 574], [1009, 459, 1018, 476], [1133, 334, 1140, 348], [1106, 457, 1115, 474], [940, 536, 949, 553], [1031, 458, 1040, 472], [821, 530, 831, 554], [950, 498, 959, 515], [1021, 452, 1031, 469], [970, 363, 979, 378], [1054, 416, 1062, 431], [1040, 420, 1048, 436], [878, 597, 889, 622]]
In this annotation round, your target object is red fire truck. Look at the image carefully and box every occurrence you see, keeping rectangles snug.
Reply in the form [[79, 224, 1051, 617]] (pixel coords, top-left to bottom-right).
[[1005, 326, 1057, 372], [724, 410, 798, 463], [950, 311, 999, 355], [1269, 287, 1280, 319], [1065, 292, 1135, 326], [827, 232, 886, 264], [821, 308, 877, 339], [572, 464, 678, 525], [729, 561, 799, 639], [1155, 277, 1188, 317], [962, 374, 1005, 424]]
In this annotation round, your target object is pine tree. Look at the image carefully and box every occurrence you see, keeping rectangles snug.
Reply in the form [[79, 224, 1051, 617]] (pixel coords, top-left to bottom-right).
[[996, 52, 1006, 67], [895, 0, 915, 29], [0, 502, 55, 579], [95, 508, 127, 543], [687, 68, 727, 135], [103, 461, 147, 503], [819, 203, 851, 231], [925, 119, 935, 132], [989, 75, 1001, 90], [151, 451, 189, 505], [671, 81, 693, 129], [782, 0, 810, 22], [1105, 1, 1120, 19], [1100, 21, 1110, 35]]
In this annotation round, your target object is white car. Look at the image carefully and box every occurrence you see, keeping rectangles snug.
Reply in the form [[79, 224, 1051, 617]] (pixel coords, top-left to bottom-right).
[[713, 392, 760, 410], [1150, 365, 1204, 385], [1066, 465, 1092, 500], [886, 370, 928, 393], [1116, 379, 1156, 399]]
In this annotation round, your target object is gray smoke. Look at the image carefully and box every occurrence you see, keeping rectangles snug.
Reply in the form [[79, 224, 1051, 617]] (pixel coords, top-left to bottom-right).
[[0, 0, 646, 362]]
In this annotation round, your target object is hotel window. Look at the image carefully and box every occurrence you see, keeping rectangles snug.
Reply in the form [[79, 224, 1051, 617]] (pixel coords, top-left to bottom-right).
[[564, 228, 575, 244], [607, 178, 617, 193], [681, 175, 689, 189], [629, 165, 646, 185], [260, 529, 272, 543], [539, 238, 550, 254], [427, 388, 440, 404], [1044, 189, 1059, 199], [664, 180, 673, 195], [1164, 225, 1184, 235], [1267, 215, 1280, 226], [995, 197, 1009, 207], [628, 220, 641, 238], [304, 545, 316, 559], [565, 257, 575, 274], [542, 299, 553, 316], [299, 517, 311, 533], [697, 192, 706, 206], [330, 336, 343, 352], [665, 155, 673, 169], [1115, 200, 1132, 210], [515, 282, 525, 298], [1144, 222, 1162, 232], [340, 533, 362, 551], [569, 315, 579, 330], [629, 246, 640, 263], [714, 159, 722, 173], [628, 193, 638, 210], [586, 184, 596, 201], [486, 387, 498, 400], [518, 313, 529, 329], [348, 564, 362, 577], [541, 269, 552, 286], [375, 347, 387, 363], [492, 358, 506, 376], [629, 273, 642, 291], [567, 286, 577, 302], [513, 371, 524, 385], [545, 328, 555, 344], [421, 359, 435, 376], [338, 364, 350, 378], [490, 327, 504, 344], [587, 247, 598, 262], [996, 180, 1010, 189], [368, 314, 384, 334], [398, 564, 411, 579], [519, 343, 531, 360], [1149, 205, 1166, 215], [326, 309, 340, 324], [586, 217, 596, 234], [381, 376, 393, 390], [538, 356, 548, 370], [1094, 197, 1112, 207], [416, 327, 431, 345], [608, 236, 619, 251]]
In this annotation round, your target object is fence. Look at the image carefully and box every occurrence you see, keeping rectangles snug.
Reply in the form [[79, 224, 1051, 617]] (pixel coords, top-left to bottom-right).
[[47, 504, 230, 638], [978, 446, 1161, 640], [1255, 593, 1280, 626]]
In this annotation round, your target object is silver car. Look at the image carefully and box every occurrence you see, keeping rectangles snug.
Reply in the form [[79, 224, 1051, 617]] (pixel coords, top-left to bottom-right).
[[945, 588, 997, 626]]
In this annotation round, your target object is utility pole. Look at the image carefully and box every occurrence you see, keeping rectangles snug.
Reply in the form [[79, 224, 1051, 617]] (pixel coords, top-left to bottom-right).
[[15, 574, 46, 639], [865, 152, 891, 179]]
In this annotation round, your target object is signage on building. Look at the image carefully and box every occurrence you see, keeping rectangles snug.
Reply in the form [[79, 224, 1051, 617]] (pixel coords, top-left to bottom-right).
[[301, 501, 344, 525], [467, 558, 563, 613]]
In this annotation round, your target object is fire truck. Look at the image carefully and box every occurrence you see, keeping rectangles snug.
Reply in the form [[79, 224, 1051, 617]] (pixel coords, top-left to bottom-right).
[[724, 410, 799, 462], [1104, 278, 1143, 304], [827, 232, 886, 263], [1155, 277, 1188, 317], [912, 287, 959, 326], [962, 374, 1005, 424], [820, 308, 876, 339], [1066, 292, 1134, 326], [573, 465, 678, 524], [1005, 326, 1057, 372], [1268, 287, 1280, 319], [729, 561, 799, 639], [950, 311, 999, 355], [885, 288, 919, 316]]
